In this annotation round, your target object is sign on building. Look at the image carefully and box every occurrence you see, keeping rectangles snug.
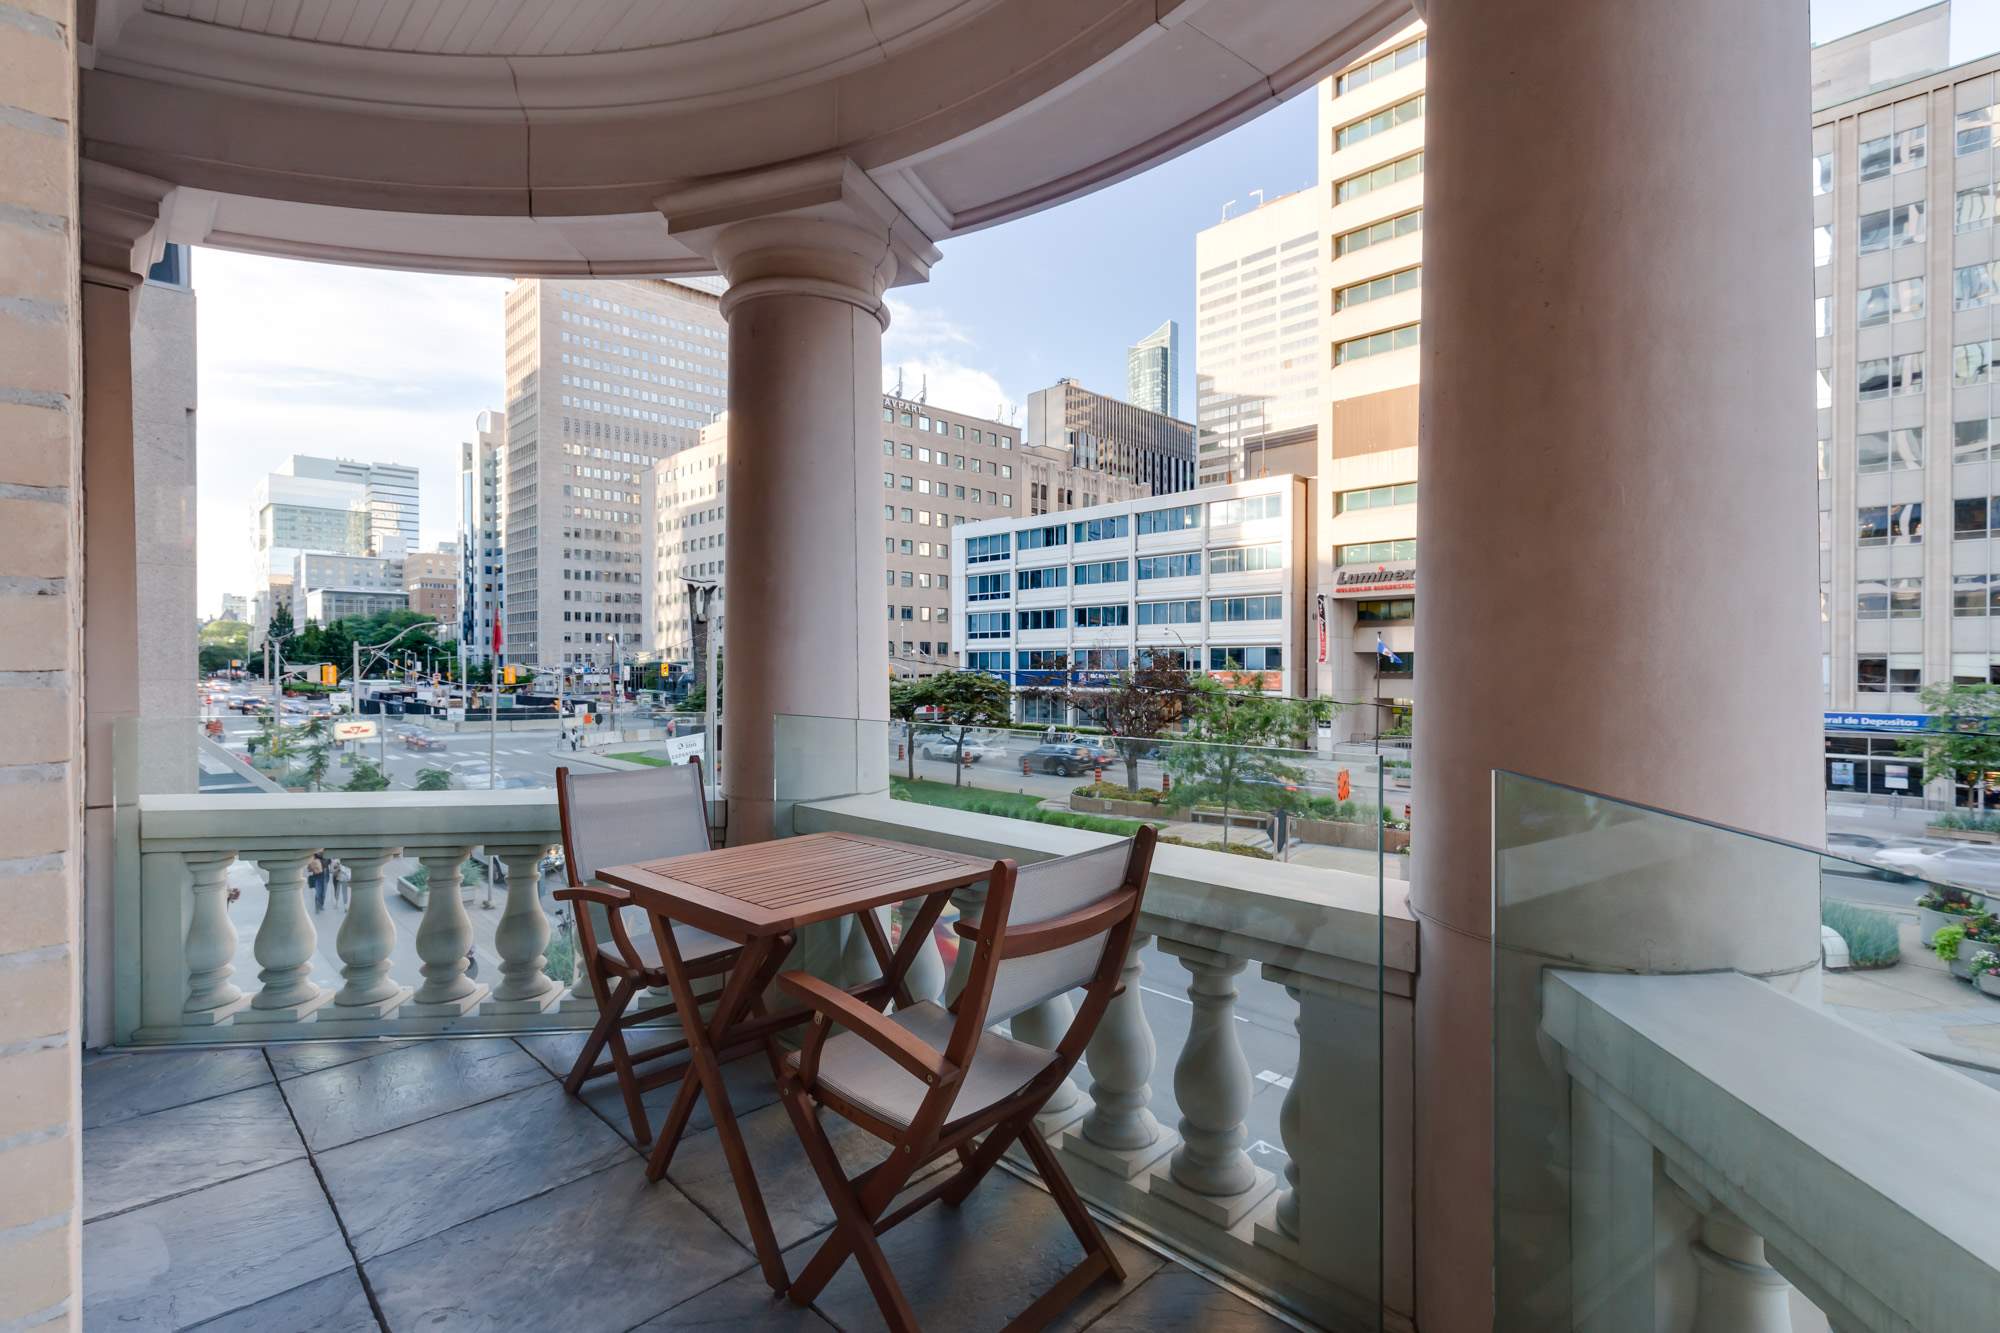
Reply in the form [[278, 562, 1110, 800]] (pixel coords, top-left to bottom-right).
[[1332, 562, 1416, 599]]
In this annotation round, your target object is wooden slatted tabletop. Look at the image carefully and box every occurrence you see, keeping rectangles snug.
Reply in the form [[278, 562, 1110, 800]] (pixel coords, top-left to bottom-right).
[[600, 832, 994, 939]]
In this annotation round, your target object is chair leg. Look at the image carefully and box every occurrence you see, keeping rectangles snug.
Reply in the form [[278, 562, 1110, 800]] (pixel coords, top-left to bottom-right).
[[563, 974, 631, 1097], [603, 1003, 652, 1147], [1018, 1125, 1125, 1284], [780, 1083, 918, 1318], [941, 1119, 1022, 1207], [643, 1037, 707, 1181]]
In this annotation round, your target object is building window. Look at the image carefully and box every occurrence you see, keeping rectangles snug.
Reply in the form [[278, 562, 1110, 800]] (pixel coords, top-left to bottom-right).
[[1208, 595, 1283, 623], [1812, 153, 1833, 195], [1334, 150, 1423, 205], [1334, 483, 1416, 514], [1071, 515, 1129, 543], [1336, 322, 1420, 364], [1857, 277, 1923, 325], [1956, 262, 2000, 312], [1209, 494, 1284, 524], [1957, 496, 1991, 540], [1334, 266, 1421, 313], [1017, 524, 1068, 550], [1334, 92, 1424, 151], [1856, 502, 1922, 546], [1072, 560, 1130, 586], [1209, 645, 1283, 671], [1956, 102, 1999, 155], [1957, 417, 2000, 464], [1018, 608, 1068, 630], [1956, 574, 1991, 616], [1338, 539, 1416, 564], [1137, 504, 1202, 534], [1955, 340, 1995, 387], [1958, 185, 1995, 233], [1015, 566, 1067, 591], [1137, 599, 1200, 626], [1857, 428, 1923, 473], [1858, 203, 1924, 253], [1136, 552, 1201, 580], [1335, 33, 1425, 95], [1857, 655, 1921, 693], [1855, 578, 1921, 620], [1208, 543, 1283, 574], [1334, 208, 1422, 258], [1857, 353, 1923, 399], [1072, 604, 1129, 628], [965, 650, 1010, 675], [965, 534, 1011, 564]]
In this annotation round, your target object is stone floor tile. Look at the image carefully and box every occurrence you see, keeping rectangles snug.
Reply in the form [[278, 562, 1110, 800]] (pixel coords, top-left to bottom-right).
[[85, 1083, 304, 1221], [280, 1035, 547, 1150], [365, 1159, 754, 1331], [184, 1267, 379, 1333], [264, 1037, 420, 1081], [82, 1046, 273, 1129], [511, 1027, 591, 1078], [665, 1099, 937, 1255], [633, 1262, 836, 1331], [82, 1160, 351, 1331], [318, 1080, 633, 1260], [797, 1169, 1164, 1333], [581, 1045, 781, 1145], [1069, 1264, 1296, 1332]]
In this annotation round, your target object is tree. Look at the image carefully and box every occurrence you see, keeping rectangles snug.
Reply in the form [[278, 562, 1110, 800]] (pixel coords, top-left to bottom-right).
[[343, 759, 391, 792], [1024, 656, 1198, 791], [1902, 682, 2000, 806], [889, 678, 930, 780], [296, 714, 333, 791], [1162, 688, 1313, 846], [413, 767, 455, 791], [915, 670, 1012, 787]]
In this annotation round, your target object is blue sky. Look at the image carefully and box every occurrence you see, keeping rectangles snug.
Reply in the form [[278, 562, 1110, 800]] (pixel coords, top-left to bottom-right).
[[192, 1, 2000, 615]]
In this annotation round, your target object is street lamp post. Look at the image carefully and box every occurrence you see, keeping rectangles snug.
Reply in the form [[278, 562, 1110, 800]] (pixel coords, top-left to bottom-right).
[[684, 580, 720, 788], [353, 621, 442, 776]]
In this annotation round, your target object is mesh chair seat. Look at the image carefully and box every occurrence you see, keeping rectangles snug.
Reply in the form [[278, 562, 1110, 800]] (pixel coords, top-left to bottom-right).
[[785, 1000, 1055, 1130], [604, 921, 738, 973]]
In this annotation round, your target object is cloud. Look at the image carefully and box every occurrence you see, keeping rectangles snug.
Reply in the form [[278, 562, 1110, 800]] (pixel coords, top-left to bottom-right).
[[882, 297, 1022, 426]]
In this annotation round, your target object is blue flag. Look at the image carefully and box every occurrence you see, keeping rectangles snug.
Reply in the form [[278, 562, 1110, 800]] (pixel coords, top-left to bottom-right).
[[1376, 634, 1403, 666]]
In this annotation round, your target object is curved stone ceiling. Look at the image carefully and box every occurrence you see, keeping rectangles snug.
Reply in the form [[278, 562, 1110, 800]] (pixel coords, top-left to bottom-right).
[[79, 0, 1412, 276]]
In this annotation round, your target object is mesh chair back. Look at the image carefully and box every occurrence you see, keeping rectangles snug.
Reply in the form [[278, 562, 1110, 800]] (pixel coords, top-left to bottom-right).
[[560, 763, 709, 884], [983, 839, 1136, 1024]]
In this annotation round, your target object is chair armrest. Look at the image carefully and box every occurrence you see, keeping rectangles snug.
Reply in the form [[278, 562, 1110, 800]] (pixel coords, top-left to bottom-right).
[[553, 884, 648, 975], [778, 971, 955, 1088]]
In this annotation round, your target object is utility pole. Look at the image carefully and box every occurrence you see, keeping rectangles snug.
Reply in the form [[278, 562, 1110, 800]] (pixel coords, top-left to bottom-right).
[[610, 640, 619, 734]]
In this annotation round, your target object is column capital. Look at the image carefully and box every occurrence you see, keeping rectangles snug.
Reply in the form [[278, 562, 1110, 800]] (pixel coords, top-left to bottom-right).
[[78, 162, 194, 290], [655, 155, 940, 328]]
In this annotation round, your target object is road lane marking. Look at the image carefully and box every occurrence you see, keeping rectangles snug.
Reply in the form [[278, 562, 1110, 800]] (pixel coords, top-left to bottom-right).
[[1255, 1070, 1293, 1090], [1138, 983, 1249, 1023]]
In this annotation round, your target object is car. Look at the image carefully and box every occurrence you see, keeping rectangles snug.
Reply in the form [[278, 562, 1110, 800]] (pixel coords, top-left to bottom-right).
[[1825, 831, 1888, 852], [1876, 842, 2000, 891], [400, 732, 446, 752], [917, 736, 1004, 763], [1024, 743, 1114, 777]]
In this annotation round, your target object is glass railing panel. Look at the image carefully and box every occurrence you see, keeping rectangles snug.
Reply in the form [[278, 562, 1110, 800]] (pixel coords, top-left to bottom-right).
[[776, 707, 1389, 1331]]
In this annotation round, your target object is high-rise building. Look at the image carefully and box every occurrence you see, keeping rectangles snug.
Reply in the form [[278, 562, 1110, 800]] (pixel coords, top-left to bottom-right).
[[1024, 378, 1195, 495], [291, 551, 405, 626], [218, 592, 247, 623], [651, 398, 1141, 677], [404, 543, 460, 633], [1314, 23, 1427, 731], [248, 466, 369, 636], [288, 454, 420, 557], [460, 410, 505, 662], [1192, 189, 1324, 487], [1810, 4, 2000, 802], [499, 278, 727, 672], [1126, 320, 1179, 417]]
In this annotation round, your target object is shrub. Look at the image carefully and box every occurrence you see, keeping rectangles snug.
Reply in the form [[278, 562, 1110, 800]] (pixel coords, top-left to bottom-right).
[[1070, 782, 1165, 804], [1934, 922, 1967, 963], [1933, 810, 2000, 834], [1157, 835, 1276, 860], [1917, 886, 1984, 915], [1820, 900, 1901, 969]]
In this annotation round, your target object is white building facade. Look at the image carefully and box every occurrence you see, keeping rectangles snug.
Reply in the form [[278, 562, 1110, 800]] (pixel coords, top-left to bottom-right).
[[951, 475, 1310, 722], [289, 454, 420, 558], [652, 416, 729, 667], [459, 410, 505, 663]]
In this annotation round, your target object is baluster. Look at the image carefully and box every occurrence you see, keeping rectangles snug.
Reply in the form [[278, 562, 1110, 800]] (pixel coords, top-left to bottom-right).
[[1272, 983, 1302, 1239], [1012, 995, 1087, 1133], [404, 844, 490, 1016], [1060, 931, 1174, 1177], [181, 850, 248, 1023], [1690, 1210, 1795, 1333], [840, 906, 886, 988], [1148, 940, 1274, 1226], [319, 847, 409, 1021], [897, 899, 946, 1005], [485, 841, 562, 1013], [558, 897, 600, 1015], [236, 850, 332, 1024], [943, 880, 990, 1006]]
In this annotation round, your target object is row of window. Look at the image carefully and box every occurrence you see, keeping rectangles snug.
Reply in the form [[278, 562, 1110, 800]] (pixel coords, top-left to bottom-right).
[[1336, 482, 1418, 513], [1958, 102, 1999, 155], [1334, 150, 1424, 206], [1336, 322, 1420, 365], [884, 570, 950, 589], [1334, 34, 1425, 95], [881, 440, 1014, 477], [1857, 502, 1922, 545], [968, 645, 1286, 674], [882, 404, 1012, 448], [1334, 92, 1424, 152], [1338, 538, 1416, 564], [1334, 265, 1421, 314], [882, 472, 1009, 503], [961, 496, 1282, 564], [887, 604, 948, 623], [964, 600, 1284, 636], [1334, 207, 1422, 258]]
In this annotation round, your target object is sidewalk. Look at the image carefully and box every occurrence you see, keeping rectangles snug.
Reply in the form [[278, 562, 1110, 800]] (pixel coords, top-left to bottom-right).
[[1822, 921, 2000, 1078]]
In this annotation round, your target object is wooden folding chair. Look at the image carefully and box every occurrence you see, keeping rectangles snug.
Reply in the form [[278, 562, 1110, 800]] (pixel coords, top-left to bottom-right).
[[776, 826, 1156, 1332], [553, 762, 741, 1146]]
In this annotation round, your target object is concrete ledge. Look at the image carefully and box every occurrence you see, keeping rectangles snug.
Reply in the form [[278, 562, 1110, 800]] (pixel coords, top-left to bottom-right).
[[1544, 969, 2000, 1330]]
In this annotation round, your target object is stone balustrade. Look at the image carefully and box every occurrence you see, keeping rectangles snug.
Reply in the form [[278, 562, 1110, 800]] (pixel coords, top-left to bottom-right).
[[1539, 969, 2000, 1332]]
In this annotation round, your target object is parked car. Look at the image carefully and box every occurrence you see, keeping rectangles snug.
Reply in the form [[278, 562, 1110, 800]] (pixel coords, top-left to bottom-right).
[[400, 732, 446, 752], [1875, 843, 2000, 891], [918, 736, 1004, 763]]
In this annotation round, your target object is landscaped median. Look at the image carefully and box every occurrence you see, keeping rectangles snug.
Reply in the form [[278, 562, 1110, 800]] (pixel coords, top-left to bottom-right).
[[888, 778, 1276, 858]]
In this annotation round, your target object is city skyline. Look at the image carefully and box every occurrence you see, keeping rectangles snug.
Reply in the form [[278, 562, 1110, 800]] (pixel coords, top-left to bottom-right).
[[189, 0, 2000, 616]]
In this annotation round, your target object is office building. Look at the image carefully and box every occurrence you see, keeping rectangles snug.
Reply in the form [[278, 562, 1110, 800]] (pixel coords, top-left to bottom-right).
[[499, 277, 727, 672], [1812, 4, 2000, 801], [1025, 377, 1195, 495], [289, 454, 420, 557], [218, 593, 247, 623], [1126, 320, 1179, 417], [1193, 189, 1324, 486], [950, 475, 1310, 721], [248, 466, 370, 635], [404, 543, 460, 632], [460, 411, 505, 661], [291, 551, 404, 626], [652, 416, 728, 667], [304, 587, 409, 622]]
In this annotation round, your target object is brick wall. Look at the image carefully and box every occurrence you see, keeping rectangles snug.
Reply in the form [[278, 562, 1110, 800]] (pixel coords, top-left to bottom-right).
[[0, 0, 83, 1326]]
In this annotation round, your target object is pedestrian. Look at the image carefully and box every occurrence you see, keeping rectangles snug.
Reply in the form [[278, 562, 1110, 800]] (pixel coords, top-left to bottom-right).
[[333, 857, 351, 909], [570, 731, 580, 752], [307, 852, 326, 913]]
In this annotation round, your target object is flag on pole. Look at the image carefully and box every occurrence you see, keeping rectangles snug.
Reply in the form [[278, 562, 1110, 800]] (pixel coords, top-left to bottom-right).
[[1376, 633, 1403, 666]]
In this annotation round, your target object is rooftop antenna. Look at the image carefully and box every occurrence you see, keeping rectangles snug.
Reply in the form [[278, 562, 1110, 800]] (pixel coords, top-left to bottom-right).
[[894, 366, 905, 399], [1219, 199, 1237, 221], [918, 373, 927, 405], [1249, 188, 1265, 208]]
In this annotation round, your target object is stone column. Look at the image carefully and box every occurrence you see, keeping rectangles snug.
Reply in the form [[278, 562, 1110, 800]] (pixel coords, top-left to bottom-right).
[[1690, 1212, 1795, 1333], [1148, 941, 1273, 1227], [404, 845, 489, 1015], [484, 841, 562, 1014], [319, 847, 408, 1022], [658, 161, 938, 844], [179, 850, 246, 1023], [1060, 932, 1176, 1178], [236, 851, 331, 1022], [1415, 2, 1821, 1329]]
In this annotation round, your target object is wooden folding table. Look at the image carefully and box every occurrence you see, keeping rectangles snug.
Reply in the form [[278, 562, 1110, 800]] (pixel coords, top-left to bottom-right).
[[598, 830, 993, 1290]]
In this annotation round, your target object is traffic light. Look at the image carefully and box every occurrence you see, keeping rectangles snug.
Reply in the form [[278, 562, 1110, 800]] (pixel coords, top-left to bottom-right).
[[503, 665, 518, 685], [319, 663, 338, 686]]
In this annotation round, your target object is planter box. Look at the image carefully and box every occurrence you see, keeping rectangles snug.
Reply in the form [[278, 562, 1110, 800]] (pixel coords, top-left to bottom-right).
[[1928, 825, 2000, 845], [1978, 972, 2000, 999], [1291, 818, 1412, 853], [1068, 794, 1178, 819]]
